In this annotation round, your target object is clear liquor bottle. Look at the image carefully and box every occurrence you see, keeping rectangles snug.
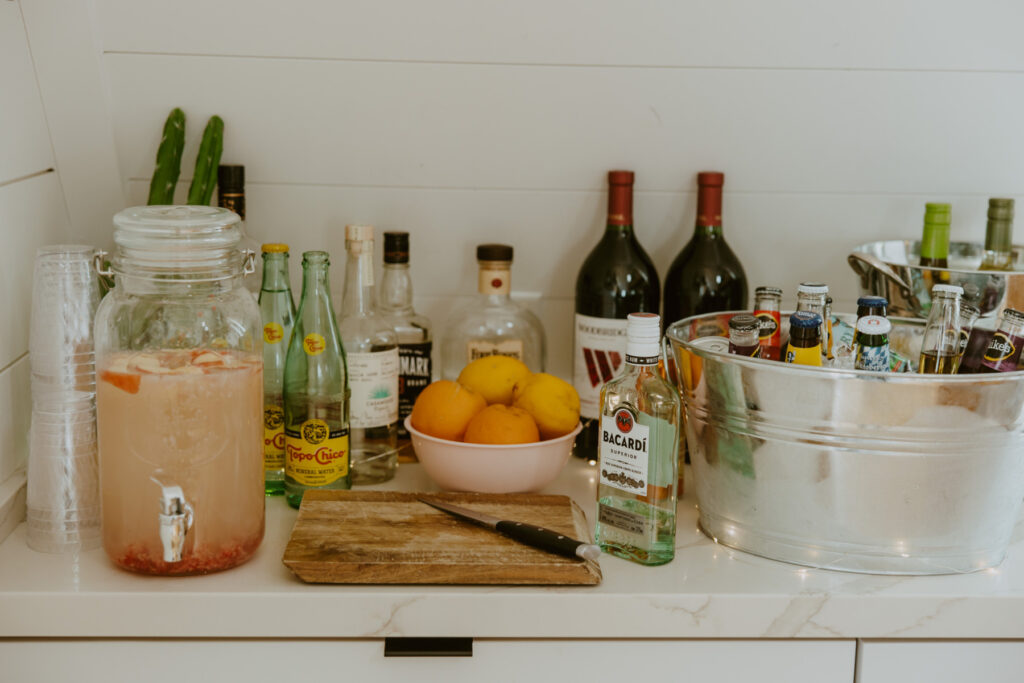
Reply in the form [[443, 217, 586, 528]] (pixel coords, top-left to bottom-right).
[[595, 313, 680, 566], [283, 251, 350, 509], [217, 164, 261, 295], [339, 225, 399, 484], [259, 244, 296, 496], [442, 244, 546, 379], [379, 231, 433, 450]]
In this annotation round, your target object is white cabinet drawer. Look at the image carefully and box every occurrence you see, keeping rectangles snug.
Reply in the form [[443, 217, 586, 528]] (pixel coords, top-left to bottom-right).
[[858, 640, 1024, 683], [2, 638, 855, 682]]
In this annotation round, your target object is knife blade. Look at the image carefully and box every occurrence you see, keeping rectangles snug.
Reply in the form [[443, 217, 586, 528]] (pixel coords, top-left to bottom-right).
[[417, 497, 601, 562]]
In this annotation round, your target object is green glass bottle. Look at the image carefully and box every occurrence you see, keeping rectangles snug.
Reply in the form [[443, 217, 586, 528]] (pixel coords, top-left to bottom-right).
[[259, 244, 296, 496], [283, 251, 350, 509], [979, 198, 1015, 272], [919, 203, 951, 268]]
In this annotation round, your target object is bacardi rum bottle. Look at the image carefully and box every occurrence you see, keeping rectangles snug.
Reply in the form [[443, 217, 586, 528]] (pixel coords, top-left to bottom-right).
[[595, 313, 679, 566]]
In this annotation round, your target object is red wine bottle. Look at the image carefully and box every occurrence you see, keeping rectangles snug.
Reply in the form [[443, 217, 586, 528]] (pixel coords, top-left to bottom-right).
[[573, 171, 660, 460], [663, 172, 748, 329]]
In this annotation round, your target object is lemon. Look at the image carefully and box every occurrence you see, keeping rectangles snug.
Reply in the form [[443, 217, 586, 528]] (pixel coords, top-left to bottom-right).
[[457, 356, 532, 406], [512, 373, 581, 440]]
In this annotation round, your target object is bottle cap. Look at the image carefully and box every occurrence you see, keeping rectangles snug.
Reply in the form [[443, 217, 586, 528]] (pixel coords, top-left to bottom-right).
[[1002, 308, 1024, 324], [626, 312, 661, 360], [755, 286, 783, 297], [477, 243, 513, 262], [608, 170, 634, 186], [932, 284, 964, 296], [217, 164, 244, 191], [856, 316, 892, 335], [789, 311, 822, 329], [697, 171, 724, 187], [924, 203, 952, 225], [988, 198, 1015, 221], [262, 243, 289, 253], [856, 295, 888, 308], [383, 231, 409, 263], [797, 282, 829, 295], [728, 313, 759, 333], [345, 224, 374, 242]]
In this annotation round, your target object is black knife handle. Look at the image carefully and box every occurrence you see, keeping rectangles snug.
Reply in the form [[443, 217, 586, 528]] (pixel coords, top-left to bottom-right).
[[494, 521, 585, 559]]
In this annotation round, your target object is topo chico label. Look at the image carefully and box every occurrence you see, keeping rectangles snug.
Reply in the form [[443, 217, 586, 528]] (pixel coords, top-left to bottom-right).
[[598, 405, 650, 495], [574, 314, 628, 420], [397, 341, 432, 437], [264, 322, 285, 345], [263, 404, 285, 470], [285, 418, 349, 486], [303, 333, 326, 356]]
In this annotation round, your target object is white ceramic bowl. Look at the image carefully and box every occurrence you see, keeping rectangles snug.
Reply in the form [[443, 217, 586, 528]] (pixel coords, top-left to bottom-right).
[[404, 416, 582, 493]]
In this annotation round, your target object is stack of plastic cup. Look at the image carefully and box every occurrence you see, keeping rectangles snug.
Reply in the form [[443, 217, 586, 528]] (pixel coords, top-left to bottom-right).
[[26, 245, 102, 553]]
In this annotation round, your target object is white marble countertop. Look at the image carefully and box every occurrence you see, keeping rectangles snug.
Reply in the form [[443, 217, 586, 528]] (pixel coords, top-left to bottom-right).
[[1, 458, 1023, 640]]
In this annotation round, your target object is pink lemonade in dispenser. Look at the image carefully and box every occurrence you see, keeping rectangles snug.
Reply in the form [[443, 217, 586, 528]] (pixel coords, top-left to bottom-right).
[[97, 349, 264, 575]]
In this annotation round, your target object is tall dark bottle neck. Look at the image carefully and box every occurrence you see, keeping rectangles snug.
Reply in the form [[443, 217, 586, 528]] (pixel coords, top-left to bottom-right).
[[607, 181, 634, 234], [694, 184, 723, 238]]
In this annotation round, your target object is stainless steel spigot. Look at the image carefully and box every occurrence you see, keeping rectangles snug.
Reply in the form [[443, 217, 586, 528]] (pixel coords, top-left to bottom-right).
[[152, 478, 194, 563]]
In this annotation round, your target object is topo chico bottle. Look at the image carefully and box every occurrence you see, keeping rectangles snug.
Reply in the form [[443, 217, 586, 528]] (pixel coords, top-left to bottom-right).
[[283, 251, 350, 508], [259, 244, 296, 496], [595, 312, 679, 567], [573, 171, 660, 460]]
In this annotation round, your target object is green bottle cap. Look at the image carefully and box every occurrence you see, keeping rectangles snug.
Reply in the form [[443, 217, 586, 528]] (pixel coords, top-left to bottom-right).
[[920, 203, 951, 260], [986, 198, 1015, 253]]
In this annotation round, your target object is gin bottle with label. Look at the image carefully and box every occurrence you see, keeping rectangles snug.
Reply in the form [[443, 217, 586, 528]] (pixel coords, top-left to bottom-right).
[[283, 251, 350, 509], [339, 225, 400, 484], [259, 243, 296, 495], [379, 231, 433, 448], [441, 244, 546, 379], [595, 312, 680, 566]]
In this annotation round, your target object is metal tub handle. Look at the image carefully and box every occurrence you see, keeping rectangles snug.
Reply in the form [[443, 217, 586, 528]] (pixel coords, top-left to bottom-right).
[[847, 251, 920, 311]]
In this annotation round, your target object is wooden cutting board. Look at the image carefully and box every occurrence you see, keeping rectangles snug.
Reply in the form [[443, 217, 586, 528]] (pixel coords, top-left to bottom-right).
[[283, 491, 602, 585]]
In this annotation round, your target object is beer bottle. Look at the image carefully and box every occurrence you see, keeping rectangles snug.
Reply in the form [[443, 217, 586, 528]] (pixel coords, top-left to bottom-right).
[[919, 203, 951, 269], [259, 244, 296, 496], [796, 283, 829, 360], [753, 286, 782, 360], [283, 251, 350, 508], [785, 311, 823, 366], [955, 302, 980, 367], [856, 296, 888, 322], [979, 199, 1015, 272], [978, 308, 1024, 373], [728, 314, 761, 358], [918, 284, 962, 374], [854, 316, 891, 372]]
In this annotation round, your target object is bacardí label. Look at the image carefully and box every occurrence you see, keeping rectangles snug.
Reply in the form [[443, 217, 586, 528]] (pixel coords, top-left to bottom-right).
[[285, 418, 349, 486], [598, 405, 650, 495], [574, 314, 628, 420]]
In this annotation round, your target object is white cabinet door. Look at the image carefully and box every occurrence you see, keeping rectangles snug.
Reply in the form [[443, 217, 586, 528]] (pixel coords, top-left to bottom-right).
[[858, 640, 1024, 683], [1, 639, 855, 682]]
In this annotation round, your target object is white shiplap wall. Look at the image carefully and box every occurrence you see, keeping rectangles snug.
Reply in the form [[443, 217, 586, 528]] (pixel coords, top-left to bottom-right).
[[85, 0, 1024, 378], [0, 0, 74, 541]]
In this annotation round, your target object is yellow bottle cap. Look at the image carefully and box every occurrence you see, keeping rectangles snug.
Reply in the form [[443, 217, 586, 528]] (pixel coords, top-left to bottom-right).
[[262, 243, 289, 253]]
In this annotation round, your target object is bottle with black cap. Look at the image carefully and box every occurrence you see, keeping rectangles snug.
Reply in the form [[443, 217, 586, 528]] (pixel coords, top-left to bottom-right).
[[379, 231, 433, 448], [217, 164, 261, 294], [441, 244, 546, 380]]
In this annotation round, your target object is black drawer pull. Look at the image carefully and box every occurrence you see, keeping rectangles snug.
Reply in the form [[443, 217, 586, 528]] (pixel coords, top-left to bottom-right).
[[384, 637, 473, 657]]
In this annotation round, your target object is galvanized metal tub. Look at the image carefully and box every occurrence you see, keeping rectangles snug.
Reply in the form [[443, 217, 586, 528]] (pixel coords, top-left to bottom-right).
[[849, 239, 1024, 321], [665, 311, 1024, 575]]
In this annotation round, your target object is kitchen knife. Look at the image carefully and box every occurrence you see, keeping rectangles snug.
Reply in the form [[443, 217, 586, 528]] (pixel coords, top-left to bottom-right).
[[417, 497, 601, 562]]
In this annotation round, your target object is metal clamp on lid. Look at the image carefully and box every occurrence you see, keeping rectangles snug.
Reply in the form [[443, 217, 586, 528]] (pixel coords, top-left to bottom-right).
[[152, 478, 194, 563]]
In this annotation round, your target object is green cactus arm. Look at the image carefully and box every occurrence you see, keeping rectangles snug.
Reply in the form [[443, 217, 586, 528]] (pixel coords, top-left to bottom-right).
[[146, 108, 186, 205], [186, 115, 225, 205]]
